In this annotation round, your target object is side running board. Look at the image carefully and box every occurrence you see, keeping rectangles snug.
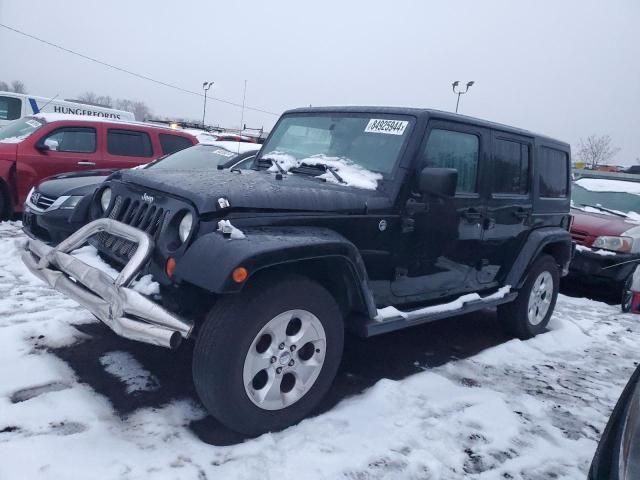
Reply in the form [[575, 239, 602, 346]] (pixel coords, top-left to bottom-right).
[[359, 286, 517, 337]]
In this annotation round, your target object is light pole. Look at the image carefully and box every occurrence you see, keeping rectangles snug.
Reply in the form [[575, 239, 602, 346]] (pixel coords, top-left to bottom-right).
[[202, 81, 213, 127], [452, 81, 474, 113]]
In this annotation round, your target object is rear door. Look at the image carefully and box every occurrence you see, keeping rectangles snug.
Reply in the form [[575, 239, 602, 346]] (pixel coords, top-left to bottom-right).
[[16, 124, 100, 205], [102, 127, 155, 169], [479, 130, 534, 284], [158, 133, 195, 155]]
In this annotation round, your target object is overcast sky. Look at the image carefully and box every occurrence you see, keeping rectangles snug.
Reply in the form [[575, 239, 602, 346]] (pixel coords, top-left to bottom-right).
[[1, 0, 639, 162]]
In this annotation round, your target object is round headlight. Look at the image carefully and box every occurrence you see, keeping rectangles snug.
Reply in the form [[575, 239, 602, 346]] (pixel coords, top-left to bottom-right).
[[100, 188, 112, 211], [178, 212, 193, 243]]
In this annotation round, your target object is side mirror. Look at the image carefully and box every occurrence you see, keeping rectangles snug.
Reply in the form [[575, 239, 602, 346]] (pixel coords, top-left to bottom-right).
[[36, 138, 59, 152], [419, 167, 458, 198]]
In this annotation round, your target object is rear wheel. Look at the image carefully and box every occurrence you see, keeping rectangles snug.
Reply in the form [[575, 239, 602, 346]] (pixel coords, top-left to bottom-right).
[[192, 274, 344, 435], [498, 254, 559, 339]]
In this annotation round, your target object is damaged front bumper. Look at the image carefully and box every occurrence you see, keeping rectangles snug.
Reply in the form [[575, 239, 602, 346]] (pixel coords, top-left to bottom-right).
[[21, 218, 193, 349]]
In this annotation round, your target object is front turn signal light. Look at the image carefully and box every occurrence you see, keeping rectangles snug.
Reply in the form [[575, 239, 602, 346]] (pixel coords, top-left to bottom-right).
[[166, 257, 177, 278], [232, 267, 248, 283]]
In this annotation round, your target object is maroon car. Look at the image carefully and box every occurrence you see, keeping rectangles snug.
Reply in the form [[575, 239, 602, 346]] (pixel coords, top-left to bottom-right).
[[569, 177, 640, 307], [0, 115, 197, 219]]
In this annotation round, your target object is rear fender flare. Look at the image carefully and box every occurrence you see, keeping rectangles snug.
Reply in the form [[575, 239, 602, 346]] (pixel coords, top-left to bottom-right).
[[505, 227, 572, 289]]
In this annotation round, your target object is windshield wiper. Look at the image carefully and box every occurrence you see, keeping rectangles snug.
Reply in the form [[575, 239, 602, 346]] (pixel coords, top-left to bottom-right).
[[291, 162, 346, 184], [262, 157, 287, 175], [579, 203, 628, 218], [323, 164, 346, 184]]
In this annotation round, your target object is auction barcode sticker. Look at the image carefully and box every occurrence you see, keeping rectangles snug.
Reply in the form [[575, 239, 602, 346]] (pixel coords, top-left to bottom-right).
[[364, 119, 408, 135]]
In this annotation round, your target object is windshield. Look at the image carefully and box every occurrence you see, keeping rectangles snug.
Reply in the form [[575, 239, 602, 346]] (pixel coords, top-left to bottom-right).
[[0, 117, 44, 143], [257, 113, 413, 189], [572, 180, 640, 218], [147, 144, 246, 170]]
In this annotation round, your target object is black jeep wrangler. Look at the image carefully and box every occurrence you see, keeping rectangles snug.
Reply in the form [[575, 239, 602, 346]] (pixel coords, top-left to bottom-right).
[[23, 107, 572, 435]]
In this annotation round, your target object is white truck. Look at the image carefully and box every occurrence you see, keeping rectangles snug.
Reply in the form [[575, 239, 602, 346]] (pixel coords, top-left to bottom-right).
[[0, 91, 134, 127]]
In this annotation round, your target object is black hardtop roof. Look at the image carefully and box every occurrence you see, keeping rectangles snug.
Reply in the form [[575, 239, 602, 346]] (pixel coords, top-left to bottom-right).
[[285, 106, 569, 149]]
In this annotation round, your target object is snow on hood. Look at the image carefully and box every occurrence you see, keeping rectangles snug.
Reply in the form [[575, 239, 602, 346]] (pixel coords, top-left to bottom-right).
[[263, 152, 383, 190], [576, 178, 640, 195]]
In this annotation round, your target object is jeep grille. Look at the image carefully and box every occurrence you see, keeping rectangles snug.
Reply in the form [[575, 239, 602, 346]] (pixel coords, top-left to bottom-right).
[[94, 194, 167, 261]]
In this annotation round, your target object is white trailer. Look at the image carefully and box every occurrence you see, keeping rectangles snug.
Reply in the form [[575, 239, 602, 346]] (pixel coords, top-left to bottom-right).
[[0, 91, 135, 127]]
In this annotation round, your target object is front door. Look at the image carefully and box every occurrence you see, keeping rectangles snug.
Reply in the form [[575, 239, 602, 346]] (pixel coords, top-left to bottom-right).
[[391, 121, 490, 302], [16, 125, 100, 206]]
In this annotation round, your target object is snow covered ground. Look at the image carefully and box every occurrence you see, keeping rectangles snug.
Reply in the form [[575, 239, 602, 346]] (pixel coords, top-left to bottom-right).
[[0, 220, 638, 479]]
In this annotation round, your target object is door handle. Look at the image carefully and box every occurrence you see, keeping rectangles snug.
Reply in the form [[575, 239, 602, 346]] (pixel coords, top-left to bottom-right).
[[77, 161, 96, 166], [461, 208, 482, 221], [513, 208, 531, 220]]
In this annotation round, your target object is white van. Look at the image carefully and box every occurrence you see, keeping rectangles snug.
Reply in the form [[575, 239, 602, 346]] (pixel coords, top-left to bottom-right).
[[0, 91, 135, 127]]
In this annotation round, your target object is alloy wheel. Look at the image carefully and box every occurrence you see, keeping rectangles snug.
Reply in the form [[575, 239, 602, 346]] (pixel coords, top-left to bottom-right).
[[242, 309, 326, 411]]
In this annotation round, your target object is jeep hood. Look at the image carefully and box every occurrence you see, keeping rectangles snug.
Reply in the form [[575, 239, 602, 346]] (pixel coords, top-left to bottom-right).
[[114, 168, 390, 213]]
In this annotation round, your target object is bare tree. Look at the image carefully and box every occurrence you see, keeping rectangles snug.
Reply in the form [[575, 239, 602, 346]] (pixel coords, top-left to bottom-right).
[[10, 80, 26, 94], [114, 98, 133, 112], [576, 134, 621, 169], [0, 81, 9, 92], [76, 92, 152, 121], [130, 101, 151, 121], [114, 98, 151, 121], [77, 91, 99, 105]]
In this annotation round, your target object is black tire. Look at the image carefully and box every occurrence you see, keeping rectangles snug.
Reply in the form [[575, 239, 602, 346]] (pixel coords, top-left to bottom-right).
[[621, 274, 634, 313], [498, 254, 559, 339], [192, 274, 344, 436]]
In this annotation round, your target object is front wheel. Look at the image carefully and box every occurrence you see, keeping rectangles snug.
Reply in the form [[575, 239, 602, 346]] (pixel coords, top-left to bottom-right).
[[192, 274, 344, 435], [621, 274, 634, 313], [498, 254, 559, 339]]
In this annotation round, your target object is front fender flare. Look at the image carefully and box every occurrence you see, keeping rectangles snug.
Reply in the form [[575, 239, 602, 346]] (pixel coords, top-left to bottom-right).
[[174, 226, 376, 313]]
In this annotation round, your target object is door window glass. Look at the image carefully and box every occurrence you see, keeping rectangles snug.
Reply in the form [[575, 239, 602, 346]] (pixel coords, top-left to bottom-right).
[[493, 138, 529, 194], [423, 129, 479, 193], [108, 129, 153, 157], [0, 96, 22, 121], [43, 128, 96, 153], [159, 134, 193, 155], [539, 147, 569, 198]]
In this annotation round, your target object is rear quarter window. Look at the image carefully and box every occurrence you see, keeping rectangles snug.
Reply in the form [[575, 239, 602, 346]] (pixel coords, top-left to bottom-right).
[[107, 129, 153, 157], [539, 147, 569, 198], [159, 134, 194, 155]]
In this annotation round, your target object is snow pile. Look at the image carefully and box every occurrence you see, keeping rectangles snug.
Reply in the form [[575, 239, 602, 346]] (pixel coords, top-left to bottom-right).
[[217, 219, 246, 239], [576, 177, 640, 195], [378, 286, 512, 320], [0, 221, 638, 479], [575, 244, 618, 256], [209, 140, 260, 154], [70, 245, 160, 293], [99, 351, 159, 394], [263, 152, 383, 190]]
